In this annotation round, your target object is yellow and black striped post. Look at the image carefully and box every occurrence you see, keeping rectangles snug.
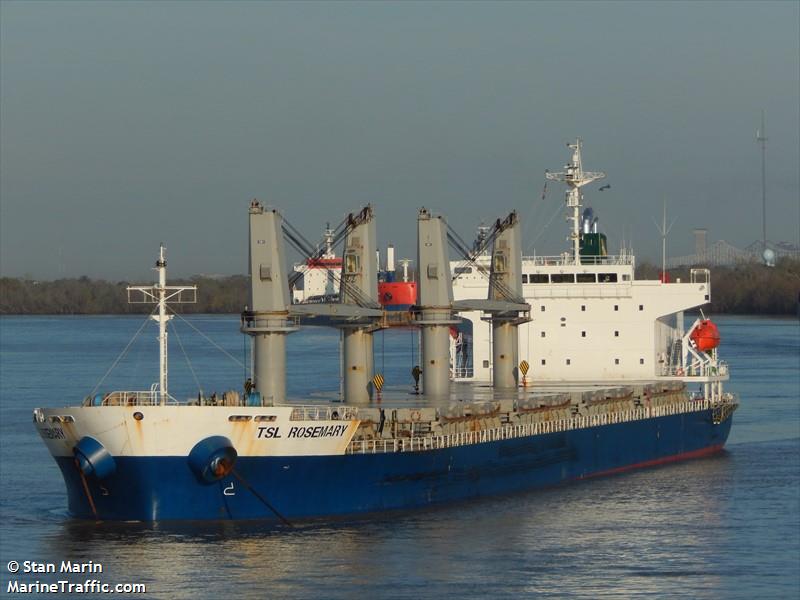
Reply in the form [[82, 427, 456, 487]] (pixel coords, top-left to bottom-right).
[[372, 373, 384, 401], [519, 360, 530, 387]]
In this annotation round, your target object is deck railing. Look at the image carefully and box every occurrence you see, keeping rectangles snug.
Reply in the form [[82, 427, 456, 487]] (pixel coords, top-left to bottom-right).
[[289, 405, 359, 421], [521, 254, 634, 267], [659, 362, 729, 378], [85, 391, 180, 406], [345, 396, 737, 455], [452, 367, 474, 379]]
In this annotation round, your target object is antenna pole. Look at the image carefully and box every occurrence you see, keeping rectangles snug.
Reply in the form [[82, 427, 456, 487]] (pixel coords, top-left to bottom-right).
[[156, 245, 169, 403], [545, 139, 606, 265], [653, 198, 675, 278], [127, 246, 197, 404], [757, 110, 768, 253]]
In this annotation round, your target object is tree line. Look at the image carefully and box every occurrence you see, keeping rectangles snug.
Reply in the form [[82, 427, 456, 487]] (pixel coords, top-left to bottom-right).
[[635, 257, 800, 315], [0, 275, 249, 315], [1, 258, 798, 315]]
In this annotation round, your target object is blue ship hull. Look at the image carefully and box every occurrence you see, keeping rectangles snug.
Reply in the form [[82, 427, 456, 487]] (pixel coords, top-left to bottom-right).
[[54, 409, 732, 521]]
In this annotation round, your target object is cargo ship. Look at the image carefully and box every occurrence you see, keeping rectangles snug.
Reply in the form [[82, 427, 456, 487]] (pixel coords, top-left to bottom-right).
[[33, 142, 737, 522], [292, 225, 417, 311]]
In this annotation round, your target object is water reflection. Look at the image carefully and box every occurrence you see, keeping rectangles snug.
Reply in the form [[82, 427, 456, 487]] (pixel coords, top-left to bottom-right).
[[29, 452, 745, 599]]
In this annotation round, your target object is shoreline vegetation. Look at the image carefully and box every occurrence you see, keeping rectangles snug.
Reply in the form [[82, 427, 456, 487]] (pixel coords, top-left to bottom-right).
[[1, 259, 798, 316]]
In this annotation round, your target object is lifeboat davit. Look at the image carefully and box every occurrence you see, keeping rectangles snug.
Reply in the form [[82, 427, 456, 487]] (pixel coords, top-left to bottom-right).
[[690, 319, 720, 352]]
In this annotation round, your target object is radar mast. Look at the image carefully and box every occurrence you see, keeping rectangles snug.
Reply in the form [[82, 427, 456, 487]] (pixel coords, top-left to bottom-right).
[[127, 245, 197, 404], [546, 139, 606, 264]]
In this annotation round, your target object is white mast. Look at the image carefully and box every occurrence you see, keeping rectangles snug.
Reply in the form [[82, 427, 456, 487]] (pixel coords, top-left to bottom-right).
[[654, 198, 676, 278], [399, 258, 412, 282], [127, 245, 196, 404], [323, 223, 335, 258], [546, 139, 606, 265]]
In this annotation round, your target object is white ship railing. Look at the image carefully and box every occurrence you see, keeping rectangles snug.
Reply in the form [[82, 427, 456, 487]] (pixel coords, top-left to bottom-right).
[[690, 268, 711, 284], [85, 391, 181, 406], [659, 361, 729, 378], [346, 396, 737, 455], [522, 254, 634, 267], [289, 405, 359, 421]]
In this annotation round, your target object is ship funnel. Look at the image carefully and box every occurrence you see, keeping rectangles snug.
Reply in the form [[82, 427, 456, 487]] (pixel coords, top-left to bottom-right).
[[243, 201, 297, 405], [582, 208, 594, 234], [386, 245, 395, 274]]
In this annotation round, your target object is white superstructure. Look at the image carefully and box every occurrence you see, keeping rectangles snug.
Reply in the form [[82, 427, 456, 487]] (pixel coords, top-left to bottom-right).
[[291, 225, 342, 303], [450, 140, 729, 401]]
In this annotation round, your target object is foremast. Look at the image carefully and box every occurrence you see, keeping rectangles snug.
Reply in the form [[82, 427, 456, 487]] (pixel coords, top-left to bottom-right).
[[545, 139, 606, 264], [127, 245, 196, 404]]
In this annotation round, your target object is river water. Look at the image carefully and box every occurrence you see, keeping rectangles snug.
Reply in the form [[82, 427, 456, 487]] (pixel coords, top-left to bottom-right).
[[1, 314, 798, 599]]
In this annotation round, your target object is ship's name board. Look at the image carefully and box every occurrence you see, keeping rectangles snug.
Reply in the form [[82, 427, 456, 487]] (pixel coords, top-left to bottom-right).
[[257, 424, 349, 440]]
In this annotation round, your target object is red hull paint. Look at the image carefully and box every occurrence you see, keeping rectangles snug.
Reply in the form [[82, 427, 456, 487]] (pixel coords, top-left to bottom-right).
[[379, 282, 417, 306], [577, 444, 725, 481]]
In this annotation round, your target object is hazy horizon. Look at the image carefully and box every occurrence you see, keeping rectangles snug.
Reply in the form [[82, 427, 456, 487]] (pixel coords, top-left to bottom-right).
[[2, 1, 798, 281]]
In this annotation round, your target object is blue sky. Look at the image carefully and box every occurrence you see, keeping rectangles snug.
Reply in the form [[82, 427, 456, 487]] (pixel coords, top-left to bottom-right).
[[1, 1, 798, 280]]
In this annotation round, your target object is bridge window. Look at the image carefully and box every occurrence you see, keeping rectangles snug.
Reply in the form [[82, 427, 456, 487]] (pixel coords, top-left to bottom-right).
[[454, 266, 473, 275], [551, 274, 575, 283], [530, 274, 549, 284], [599, 273, 618, 283], [576, 273, 595, 283], [521, 274, 528, 283]]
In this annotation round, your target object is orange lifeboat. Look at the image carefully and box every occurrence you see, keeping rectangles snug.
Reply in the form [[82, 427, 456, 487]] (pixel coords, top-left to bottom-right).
[[690, 319, 720, 352]]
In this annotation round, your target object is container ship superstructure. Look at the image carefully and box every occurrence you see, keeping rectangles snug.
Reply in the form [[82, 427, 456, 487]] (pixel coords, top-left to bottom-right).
[[33, 141, 737, 522]]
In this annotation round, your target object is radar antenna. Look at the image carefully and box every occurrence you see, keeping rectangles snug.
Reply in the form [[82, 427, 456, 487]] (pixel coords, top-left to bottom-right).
[[545, 139, 606, 264]]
